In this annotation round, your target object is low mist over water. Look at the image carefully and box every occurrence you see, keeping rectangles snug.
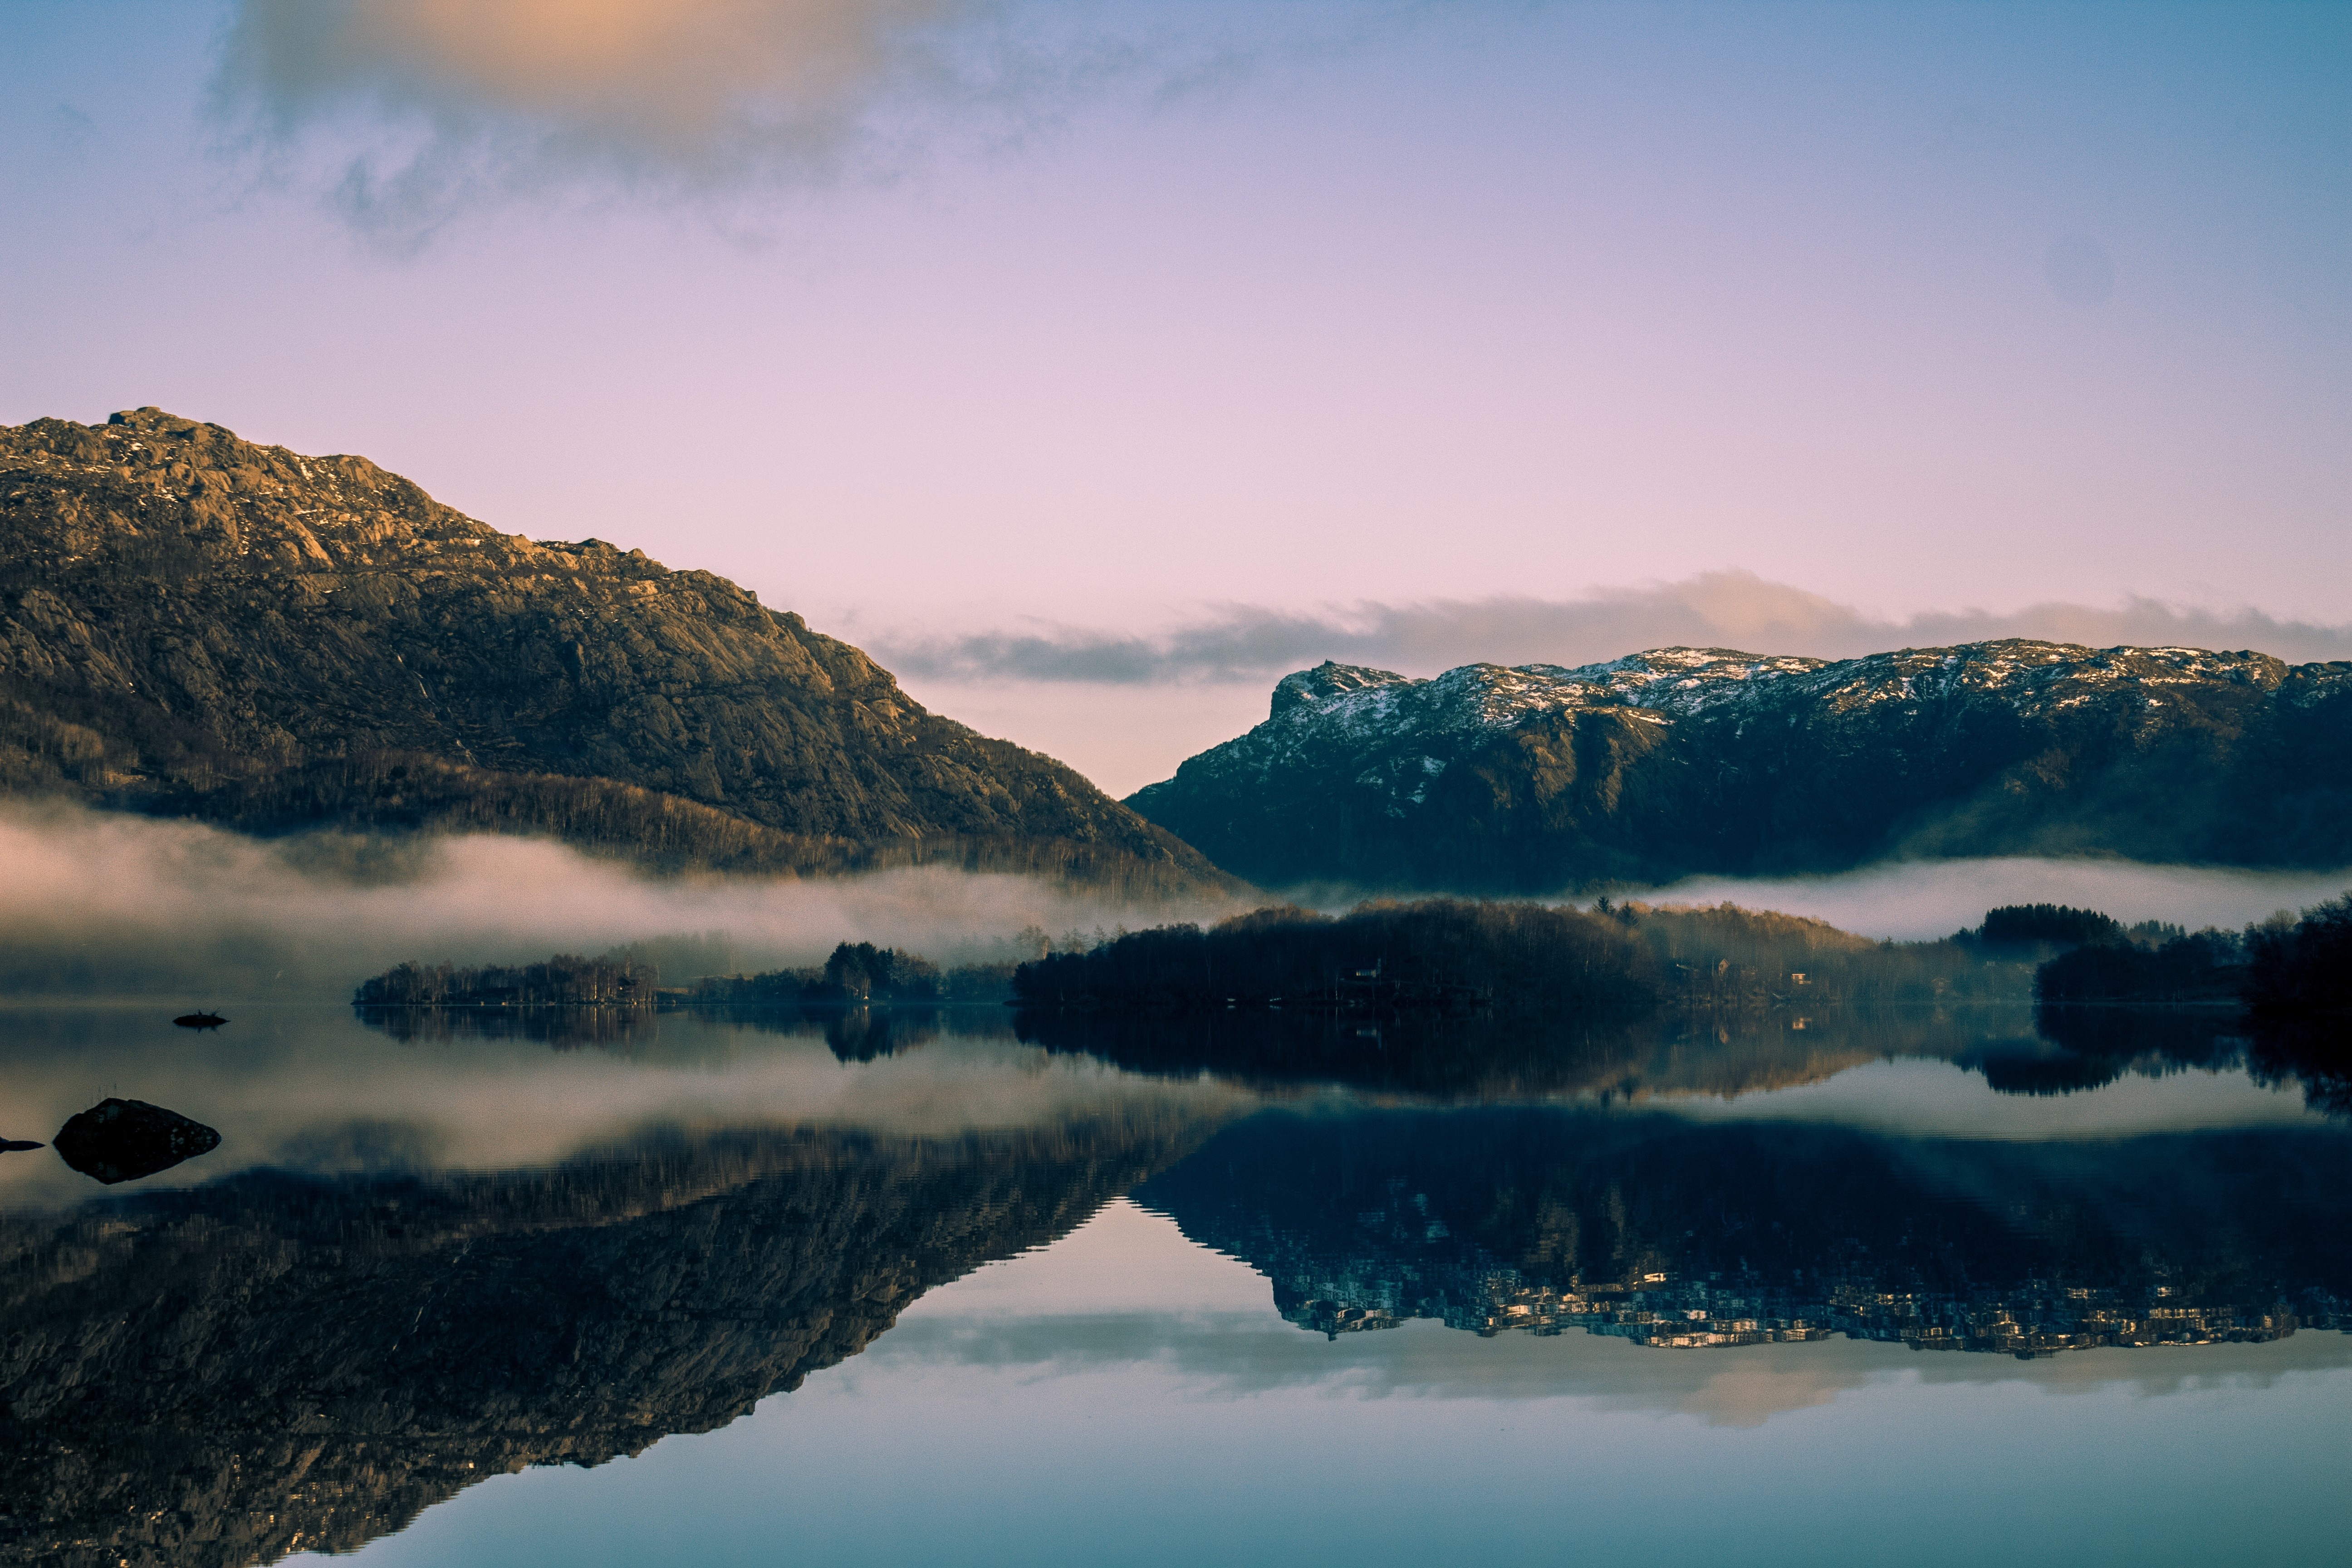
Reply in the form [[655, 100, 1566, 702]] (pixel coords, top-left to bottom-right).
[[0, 804, 1248, 998], [6, 800, 2346, 999], [1637, 857, 2352, 941]]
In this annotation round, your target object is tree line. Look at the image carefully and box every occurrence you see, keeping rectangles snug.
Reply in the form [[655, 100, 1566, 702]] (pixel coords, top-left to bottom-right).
[[347, 893, 2352, 1036], [356, 941, 1020, 1009], [1008, 897, 2049, 1018], [354, 953, 658, 1007], [1614, 899, 2029, 1006], [2029, 893, 2352, 1014], [2246, 895, 2352, 1018], [1013, 900, 1662, 1017], [692, 943, 1018, 1004], [1009, 897, 2087, 1019]]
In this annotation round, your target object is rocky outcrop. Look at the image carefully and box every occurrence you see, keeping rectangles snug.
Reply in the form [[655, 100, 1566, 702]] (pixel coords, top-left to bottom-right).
[[0, 408, 1228, 893], [0, 1112, 1210, 1567], [1127, 644, 2352, 891], [49, 1098, 221, 1185]]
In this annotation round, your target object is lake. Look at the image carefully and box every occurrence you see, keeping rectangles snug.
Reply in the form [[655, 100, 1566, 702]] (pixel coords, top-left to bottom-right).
[[2, 1000, 2347, 1567]]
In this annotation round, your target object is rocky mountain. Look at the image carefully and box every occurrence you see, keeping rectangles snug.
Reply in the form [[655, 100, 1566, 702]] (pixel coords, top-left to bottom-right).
[[1126, 643, 2352, 892], [0, 407, 1226, 892], [0, 1114, 1209, 1567]]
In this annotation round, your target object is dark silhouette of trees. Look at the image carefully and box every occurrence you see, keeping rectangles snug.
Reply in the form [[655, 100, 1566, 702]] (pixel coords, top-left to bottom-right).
[[2036, 930, 2245, 1005], [816, 942, 941, 1001], [1014, 898, 2056, 1019], [686, 944, 997, 1004], [2014, 890, 2352, 1018], [1015, 900, 1659, 1017], [357, 942, 1016, 1020], [1981, 904, 2126, 948], [2240, 894, 2352, 1110], [2246, 894, 2352, 1018], [1991, 892, 2352, 1115], [354, 954, 656, 1006]]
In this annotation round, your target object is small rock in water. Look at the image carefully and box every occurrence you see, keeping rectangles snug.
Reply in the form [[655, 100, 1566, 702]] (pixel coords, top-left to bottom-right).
[[53, 1098, 221, 1185], [0, 1138, 43, 1153]]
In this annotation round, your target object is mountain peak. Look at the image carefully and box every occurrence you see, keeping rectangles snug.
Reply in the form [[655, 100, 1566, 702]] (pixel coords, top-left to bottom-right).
[[1269, 660, 1410, 719], [0, 410, 1230, 892], [107, 405, 208, 432]]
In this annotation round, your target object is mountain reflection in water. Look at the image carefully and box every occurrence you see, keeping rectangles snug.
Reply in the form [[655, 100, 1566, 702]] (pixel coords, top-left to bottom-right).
[[0, 1001, 2345, 1568], [1135, 1106, 2351, 1353], [0, 1115, 1206, 1568]]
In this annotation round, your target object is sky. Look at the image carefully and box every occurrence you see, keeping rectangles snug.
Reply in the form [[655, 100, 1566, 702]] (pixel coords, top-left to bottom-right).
[[3, 1, 2347, 793]]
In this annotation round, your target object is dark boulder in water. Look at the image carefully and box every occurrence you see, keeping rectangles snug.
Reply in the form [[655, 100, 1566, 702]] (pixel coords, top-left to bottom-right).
[[53, 1098, 221, 1185]]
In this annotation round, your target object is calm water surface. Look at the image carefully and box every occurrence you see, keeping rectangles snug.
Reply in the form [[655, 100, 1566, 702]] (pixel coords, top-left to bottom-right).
[[2, 1000, 2346, 1567]]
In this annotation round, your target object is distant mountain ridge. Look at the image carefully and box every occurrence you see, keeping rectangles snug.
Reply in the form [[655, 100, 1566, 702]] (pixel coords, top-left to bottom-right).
[[0, 407, 1227, 892], [1127, 642, 2352, 892]]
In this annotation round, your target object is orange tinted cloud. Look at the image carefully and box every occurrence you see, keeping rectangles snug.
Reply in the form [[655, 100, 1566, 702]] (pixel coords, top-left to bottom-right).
[[227, 0, 961, 137]]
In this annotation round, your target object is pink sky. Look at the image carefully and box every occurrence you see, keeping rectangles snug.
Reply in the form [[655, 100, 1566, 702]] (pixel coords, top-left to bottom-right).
[[3, 2, 2345, 790]]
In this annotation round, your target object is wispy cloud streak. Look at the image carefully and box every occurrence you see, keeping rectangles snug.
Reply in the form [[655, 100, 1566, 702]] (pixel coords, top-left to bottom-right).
[[872, 573, 2352, 686]]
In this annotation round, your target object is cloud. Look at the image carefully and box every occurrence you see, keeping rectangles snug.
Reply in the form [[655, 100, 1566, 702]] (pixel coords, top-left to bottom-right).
[[211, 0, 984, 238], [207, 0, 1422, 243], [228, 0, 961, 132], [870, 571, 2352, 686]]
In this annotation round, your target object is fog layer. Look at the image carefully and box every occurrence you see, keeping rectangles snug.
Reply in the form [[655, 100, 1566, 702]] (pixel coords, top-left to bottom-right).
[[0, 802, 1247, 999], [1636, 856, 2352, 942], [7, 801, 2346, 1000]]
